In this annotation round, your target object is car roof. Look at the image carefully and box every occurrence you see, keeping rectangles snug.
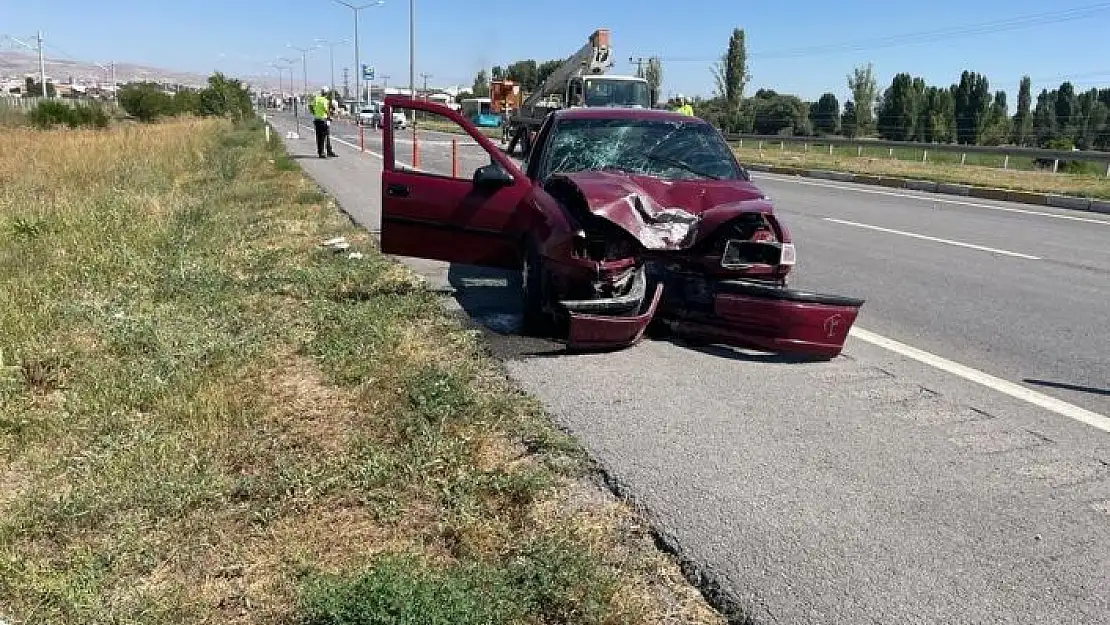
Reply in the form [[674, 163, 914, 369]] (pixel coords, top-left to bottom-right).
[[553, 107, 707, 124]]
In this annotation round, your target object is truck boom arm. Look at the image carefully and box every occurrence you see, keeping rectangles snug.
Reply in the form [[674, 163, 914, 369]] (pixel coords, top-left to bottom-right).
[[520, 28, 613, 110]]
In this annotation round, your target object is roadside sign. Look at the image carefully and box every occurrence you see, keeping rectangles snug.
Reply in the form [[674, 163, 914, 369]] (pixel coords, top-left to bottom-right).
[[362, 64, 375, 81]]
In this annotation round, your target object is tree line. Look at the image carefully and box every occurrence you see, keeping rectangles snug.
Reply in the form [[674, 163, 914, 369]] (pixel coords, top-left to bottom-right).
[[698, 28, 1110, 151], [117, 72, 254, 122]]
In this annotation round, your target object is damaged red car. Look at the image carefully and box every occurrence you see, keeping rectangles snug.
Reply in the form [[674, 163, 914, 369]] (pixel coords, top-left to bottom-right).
[[380, 97, 864, 359]]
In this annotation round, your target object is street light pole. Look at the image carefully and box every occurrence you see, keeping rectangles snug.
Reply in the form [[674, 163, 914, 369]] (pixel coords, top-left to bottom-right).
[[328, 1, 384, 110], [409, 0, 415, 100], [281, 53, 306, 134], [287, 43, 318, 135], [316, 38, 348, 101], [269, 62, 287, 109]]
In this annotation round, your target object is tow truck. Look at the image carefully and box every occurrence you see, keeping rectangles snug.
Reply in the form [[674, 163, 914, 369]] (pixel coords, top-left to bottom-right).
[[504, 28, 652, 156]]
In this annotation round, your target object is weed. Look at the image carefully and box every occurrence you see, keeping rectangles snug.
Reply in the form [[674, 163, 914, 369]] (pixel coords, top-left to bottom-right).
[[0, 117, 725, 625]]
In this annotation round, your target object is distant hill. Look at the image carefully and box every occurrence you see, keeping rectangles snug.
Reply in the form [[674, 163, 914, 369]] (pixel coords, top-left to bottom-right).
[[0, 51, 275, 90]]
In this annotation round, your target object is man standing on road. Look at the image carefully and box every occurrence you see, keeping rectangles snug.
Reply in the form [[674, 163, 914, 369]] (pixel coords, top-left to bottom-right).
[[311, 86, 339, 159]]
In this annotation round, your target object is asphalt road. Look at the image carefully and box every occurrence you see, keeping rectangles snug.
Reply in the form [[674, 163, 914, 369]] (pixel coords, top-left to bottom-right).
[[269, 112, 1110, 624]]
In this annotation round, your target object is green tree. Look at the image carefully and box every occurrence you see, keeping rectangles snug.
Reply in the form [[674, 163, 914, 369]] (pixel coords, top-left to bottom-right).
[[506, 60, 538, 91], [197, 73, 253, 120], [1012, 75, 1033, 146], [491, 65, 505, 81], [980, 90, 1010, 146], [645, 57, 663, 107], [919, 86, 955, 143], [471, 69, 490, 97], [1076, 88, 1109, 150], [752, 92, 809, 136], [840, 101, 858, 138], [118, 82, 178, 121], [1055, 81, 1078, 140], [876, 73, 924, 141], [810, 92, 840, 135], [536, 59, 563, 90], [847, 63, 877, 136], [724, 28, 748, 111], [1032, 88, 1058, 146], [951, 70, 991, 144]]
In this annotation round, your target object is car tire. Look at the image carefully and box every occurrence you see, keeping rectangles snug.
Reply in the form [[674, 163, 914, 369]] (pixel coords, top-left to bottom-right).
[[520, 238, 556, 336]]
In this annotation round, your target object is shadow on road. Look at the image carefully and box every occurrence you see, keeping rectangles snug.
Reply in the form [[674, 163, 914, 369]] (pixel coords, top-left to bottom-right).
[[444, 263, 567, 359], [441, 264, 843, 364], [1024, 378, 1110, 397]]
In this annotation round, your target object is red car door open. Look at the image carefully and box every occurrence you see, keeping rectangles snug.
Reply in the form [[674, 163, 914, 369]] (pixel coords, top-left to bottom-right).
[[380, 97, 531, 269]]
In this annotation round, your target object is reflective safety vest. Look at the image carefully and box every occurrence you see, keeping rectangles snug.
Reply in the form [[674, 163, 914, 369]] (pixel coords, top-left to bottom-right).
[[676, 103, 695, 116], [310, 94, 329, 120]]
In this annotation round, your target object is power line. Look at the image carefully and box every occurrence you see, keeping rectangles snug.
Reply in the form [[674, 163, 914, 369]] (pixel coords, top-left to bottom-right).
[[659, 2, 1110, 62]]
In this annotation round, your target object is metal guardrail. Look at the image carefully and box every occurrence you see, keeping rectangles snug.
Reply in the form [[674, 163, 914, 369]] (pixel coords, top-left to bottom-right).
[[725, 133, 1110, 176]]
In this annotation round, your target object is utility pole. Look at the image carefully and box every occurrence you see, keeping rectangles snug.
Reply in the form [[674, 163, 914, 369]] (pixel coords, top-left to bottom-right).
[[629, 56, 647, 78], [316, 38, 347, 97], [409, 0, 415, 100], [419, 72, 431, 100], [37, 31, 48, 98], [6, 32, 50, 98], [328, 1, 385, 110], [342, 67, 350, 100]]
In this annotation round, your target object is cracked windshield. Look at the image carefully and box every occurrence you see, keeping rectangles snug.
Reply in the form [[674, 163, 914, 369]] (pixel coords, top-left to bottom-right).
[[542, 118, 742, 180]]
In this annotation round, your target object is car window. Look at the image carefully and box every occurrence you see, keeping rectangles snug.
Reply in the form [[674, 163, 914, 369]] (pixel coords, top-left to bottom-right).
[[539, 118, 741, 181]]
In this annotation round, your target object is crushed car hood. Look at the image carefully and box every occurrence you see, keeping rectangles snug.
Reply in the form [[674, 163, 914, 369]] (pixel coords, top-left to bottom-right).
[[552, 171, 774, 250]]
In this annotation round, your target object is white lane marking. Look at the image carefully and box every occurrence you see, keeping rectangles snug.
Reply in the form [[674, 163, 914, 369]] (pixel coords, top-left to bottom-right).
[[331, 135, 383, 159], [850, 327, 1110, 434], [755, 174, 1110, 226], [824, 217, 1042, 260]]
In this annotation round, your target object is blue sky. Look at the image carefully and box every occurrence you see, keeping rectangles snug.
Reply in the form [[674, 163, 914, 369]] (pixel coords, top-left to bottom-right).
[[4, 0, 1110, 104]]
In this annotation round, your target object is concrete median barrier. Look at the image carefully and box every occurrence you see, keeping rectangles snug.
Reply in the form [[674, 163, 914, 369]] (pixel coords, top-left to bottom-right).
[[903, 179, 939, 192], [937, 182, 972, 196], [1003, 190, 1050, 205], [876, 177, 908, 188], [1045, 195, 1092, 211], [768, 165, 803, 175], [1089, 199, 1110, 214], [808, 170, 855, 182], [968, 187, 1010, 201]]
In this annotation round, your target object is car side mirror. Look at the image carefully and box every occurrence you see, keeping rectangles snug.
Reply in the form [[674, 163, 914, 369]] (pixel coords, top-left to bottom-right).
[[473, 163, 513, 188]]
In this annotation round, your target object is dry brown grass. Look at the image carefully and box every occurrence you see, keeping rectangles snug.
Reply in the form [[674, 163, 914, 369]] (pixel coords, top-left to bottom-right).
[[0, 117, 725, 625], [733, 145, 1110, 199]]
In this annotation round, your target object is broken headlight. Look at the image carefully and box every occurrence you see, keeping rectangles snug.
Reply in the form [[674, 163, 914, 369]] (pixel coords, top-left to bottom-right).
[[721, 239, 789, 268]]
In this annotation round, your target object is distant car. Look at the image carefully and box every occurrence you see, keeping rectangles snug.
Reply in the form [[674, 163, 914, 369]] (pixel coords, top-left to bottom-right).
[[387, 109, 408, 129], [358, 104, 380, 126], [378, 98, 865, 359]]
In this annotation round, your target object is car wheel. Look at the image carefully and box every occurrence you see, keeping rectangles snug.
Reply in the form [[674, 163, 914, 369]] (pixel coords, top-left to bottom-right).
[[520, 239, 555, 335]]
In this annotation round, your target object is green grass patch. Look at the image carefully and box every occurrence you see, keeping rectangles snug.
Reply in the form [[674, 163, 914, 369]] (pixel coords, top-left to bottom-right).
[[0, 115, 723, 624], [732, 139, 1110, 199]]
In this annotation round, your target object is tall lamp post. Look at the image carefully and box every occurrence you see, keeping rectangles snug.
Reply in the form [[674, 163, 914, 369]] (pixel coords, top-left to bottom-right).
[[269, 62, 288, 109], [315, 38, 349, 101], [328, 0, 385, 109], [409, 0, 415, 101], [287, 43, 319, 99], [281, 53, 307, 134]]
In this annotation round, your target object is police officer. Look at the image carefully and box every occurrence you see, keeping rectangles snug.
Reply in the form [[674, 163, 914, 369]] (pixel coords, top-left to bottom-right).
[[673, 95, 695, 116], [311, 86, 338, 158]]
